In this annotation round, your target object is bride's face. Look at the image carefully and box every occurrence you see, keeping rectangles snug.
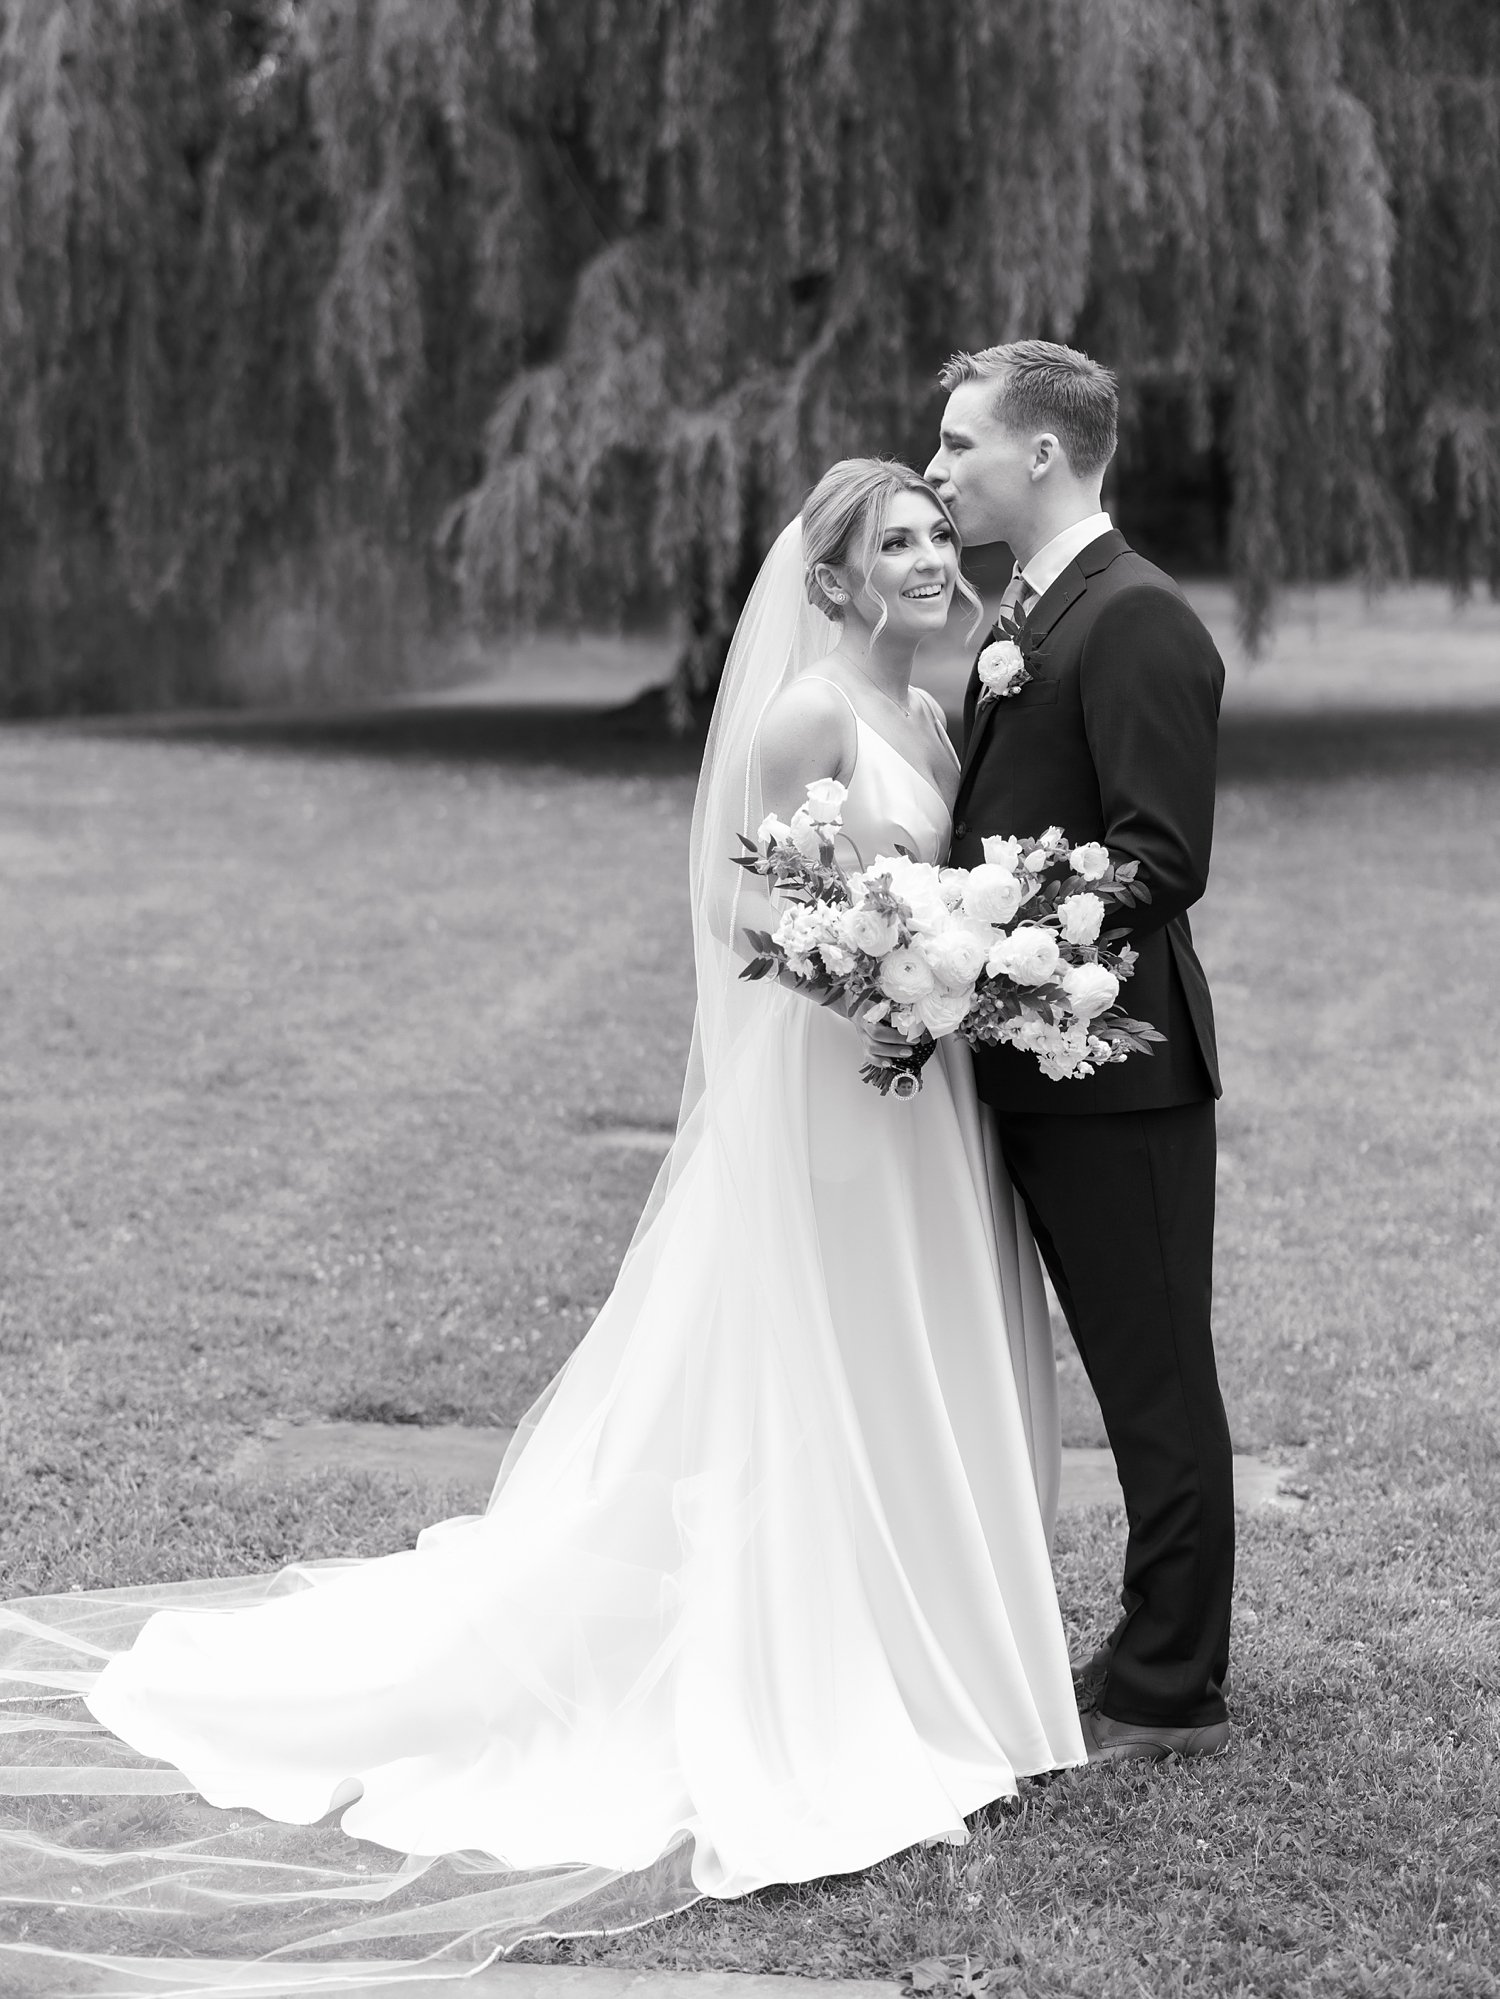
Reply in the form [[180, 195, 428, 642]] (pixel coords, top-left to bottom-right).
[[839, 490, 959, 642]]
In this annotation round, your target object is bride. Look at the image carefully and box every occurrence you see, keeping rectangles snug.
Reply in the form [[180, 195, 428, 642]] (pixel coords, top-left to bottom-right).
[[0, 459, 1084, 1993]]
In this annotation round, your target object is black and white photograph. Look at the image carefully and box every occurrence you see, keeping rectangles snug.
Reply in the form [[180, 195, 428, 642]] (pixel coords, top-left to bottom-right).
[[1, 4, 1497, 1995]]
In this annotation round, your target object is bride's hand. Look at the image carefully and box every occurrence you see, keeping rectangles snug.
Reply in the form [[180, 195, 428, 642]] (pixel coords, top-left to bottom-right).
[[856, 1010, 913, 1066]]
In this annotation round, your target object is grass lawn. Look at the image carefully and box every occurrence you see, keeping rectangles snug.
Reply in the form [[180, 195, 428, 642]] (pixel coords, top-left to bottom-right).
[[1, 702, 1498, 1995]]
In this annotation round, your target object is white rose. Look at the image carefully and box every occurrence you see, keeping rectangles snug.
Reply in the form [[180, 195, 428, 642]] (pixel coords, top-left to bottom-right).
[[1023, 847, 1051, 872], [1062, 962, 1121, 1020], [987, 924, 1062, 986], [920, 925, 991, 991], [837, 905, 899, 957], [961, 864, 1024, 928], [917, 986, 975, 1037], [877, 944, 937, 1004], [1069, 840, 1110, 881], [1057, 892, 1106, 948], [976, 637, 1026, 697], [981, 834, 1023, 872], [803, 777, 848, 825], [757, 813, 793, 849], [1039, 826, 1065, 852]]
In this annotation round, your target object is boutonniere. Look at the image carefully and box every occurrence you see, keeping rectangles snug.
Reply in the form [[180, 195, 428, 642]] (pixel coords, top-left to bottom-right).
[[975, 609, 1034, 701]]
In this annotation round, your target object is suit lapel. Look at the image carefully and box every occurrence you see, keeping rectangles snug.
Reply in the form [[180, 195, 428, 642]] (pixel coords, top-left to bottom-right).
[[954, 529, 1131, 803]]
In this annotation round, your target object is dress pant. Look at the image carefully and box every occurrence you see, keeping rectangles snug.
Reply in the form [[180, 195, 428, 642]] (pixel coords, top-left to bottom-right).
[[991, 1099, 1234, 1728]]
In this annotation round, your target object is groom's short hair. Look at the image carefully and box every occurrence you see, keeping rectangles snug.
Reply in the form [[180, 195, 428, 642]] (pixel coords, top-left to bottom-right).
[[939, 340, 1117, 478]]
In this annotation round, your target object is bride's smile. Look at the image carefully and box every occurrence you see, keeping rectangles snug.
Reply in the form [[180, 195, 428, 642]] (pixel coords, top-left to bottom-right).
[[837, 490, 960, 641]]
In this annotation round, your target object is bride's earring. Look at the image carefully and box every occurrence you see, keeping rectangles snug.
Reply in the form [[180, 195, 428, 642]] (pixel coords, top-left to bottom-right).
[[828, 588, 848, 603]]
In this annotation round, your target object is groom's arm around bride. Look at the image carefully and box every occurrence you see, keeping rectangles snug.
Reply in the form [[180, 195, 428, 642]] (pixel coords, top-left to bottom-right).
[[928, 340, 1235, 1760]]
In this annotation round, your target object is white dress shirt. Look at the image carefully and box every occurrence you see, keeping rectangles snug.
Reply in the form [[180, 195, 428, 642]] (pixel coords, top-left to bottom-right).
[[1018, 510, 1115, 604]]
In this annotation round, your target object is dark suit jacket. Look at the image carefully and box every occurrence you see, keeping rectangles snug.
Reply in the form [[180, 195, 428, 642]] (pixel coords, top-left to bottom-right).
[[949, 529, 1224, 1116]]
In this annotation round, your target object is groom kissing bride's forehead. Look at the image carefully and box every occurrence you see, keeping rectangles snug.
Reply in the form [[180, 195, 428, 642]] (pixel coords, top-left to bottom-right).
[[933, 338, 1236, 1763]]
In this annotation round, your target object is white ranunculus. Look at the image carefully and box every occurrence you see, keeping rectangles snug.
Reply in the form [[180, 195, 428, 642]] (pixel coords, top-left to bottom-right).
[[961, 863, 1024, 927], [1069, 840, 1111, 881], [917, 986, 975, 1037], [877, 943, 937, 1004], [1062, 962, 1121, 1020], [920, 925, 991, 991], [1057, 892, 1106, 948], [981, 834, 1023, 872], [976, 638, 1027, 697], [987, 924, 1062, 986], [838, 904, 899, 958], [803, 777, 848, 824], [938, 867, 968, 909], [757, 813, 793, 849]]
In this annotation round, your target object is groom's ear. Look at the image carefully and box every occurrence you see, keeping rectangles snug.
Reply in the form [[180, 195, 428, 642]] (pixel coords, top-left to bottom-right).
[[1029, 433, 1064, 480]]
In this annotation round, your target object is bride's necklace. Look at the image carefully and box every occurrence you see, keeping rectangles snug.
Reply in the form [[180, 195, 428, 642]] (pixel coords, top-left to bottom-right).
[[829, 651, 915, 722]]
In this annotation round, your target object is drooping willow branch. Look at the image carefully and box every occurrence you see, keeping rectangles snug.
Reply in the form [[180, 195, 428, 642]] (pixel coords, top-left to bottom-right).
[[1, 0, 1495, 717]]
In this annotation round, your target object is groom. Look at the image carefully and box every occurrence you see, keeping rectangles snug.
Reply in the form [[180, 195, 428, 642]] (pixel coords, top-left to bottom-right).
[[925, 339, 1234, 1762]]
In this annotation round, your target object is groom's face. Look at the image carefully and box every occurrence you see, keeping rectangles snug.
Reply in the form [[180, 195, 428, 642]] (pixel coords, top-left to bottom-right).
[[925, 378, 1038, 550]]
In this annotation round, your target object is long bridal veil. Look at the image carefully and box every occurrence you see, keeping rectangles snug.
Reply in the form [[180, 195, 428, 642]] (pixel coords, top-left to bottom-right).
[[0, 521, 843, 1995]]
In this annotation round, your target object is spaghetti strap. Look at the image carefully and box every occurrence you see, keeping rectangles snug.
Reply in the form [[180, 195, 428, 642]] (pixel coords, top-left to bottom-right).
[[800, 676, 860, 782], [801, 675, 858, 719]]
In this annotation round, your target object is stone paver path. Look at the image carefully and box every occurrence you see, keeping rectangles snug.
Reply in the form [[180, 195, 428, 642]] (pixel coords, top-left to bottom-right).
[[233, 1421, 1304, 1512]]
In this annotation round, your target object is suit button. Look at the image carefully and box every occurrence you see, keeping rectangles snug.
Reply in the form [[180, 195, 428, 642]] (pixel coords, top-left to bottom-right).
[[953, 820, 968, 840]]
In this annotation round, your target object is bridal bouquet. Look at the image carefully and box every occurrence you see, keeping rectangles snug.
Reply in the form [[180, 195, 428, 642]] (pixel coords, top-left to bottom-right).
[[735, 781, 1164, 1098]]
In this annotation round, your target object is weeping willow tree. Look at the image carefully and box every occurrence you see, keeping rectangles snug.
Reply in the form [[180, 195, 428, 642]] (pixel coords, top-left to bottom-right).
[[1, 0, 1496, 717], [0, 0, 542, 708]]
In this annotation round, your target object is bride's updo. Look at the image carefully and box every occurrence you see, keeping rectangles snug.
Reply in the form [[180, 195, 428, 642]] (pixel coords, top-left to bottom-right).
[[800, 457, 980, 634]]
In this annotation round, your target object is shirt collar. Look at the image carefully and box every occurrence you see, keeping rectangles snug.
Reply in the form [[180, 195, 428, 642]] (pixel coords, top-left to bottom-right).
[[1019, 511, 1114, 603]]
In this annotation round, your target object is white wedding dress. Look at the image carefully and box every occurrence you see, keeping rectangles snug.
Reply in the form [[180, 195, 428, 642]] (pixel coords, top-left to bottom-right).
[[0, 523, 1083, 1994]]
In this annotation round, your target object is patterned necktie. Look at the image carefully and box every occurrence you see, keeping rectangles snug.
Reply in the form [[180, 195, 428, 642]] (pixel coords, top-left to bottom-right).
[[999, 562, 1039, 626], [977, 565, 1038, 706]]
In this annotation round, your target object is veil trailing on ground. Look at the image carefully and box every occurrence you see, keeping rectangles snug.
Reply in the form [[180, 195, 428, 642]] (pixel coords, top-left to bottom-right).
[[0, 518, 840, 1996]]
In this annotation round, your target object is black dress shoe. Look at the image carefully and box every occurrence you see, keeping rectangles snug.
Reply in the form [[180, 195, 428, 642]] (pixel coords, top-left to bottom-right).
[[1081, 1709, 1231, 1764]]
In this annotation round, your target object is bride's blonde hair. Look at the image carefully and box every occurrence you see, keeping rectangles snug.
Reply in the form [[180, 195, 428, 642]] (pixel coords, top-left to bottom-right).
[[800, 457, 984, 642]]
